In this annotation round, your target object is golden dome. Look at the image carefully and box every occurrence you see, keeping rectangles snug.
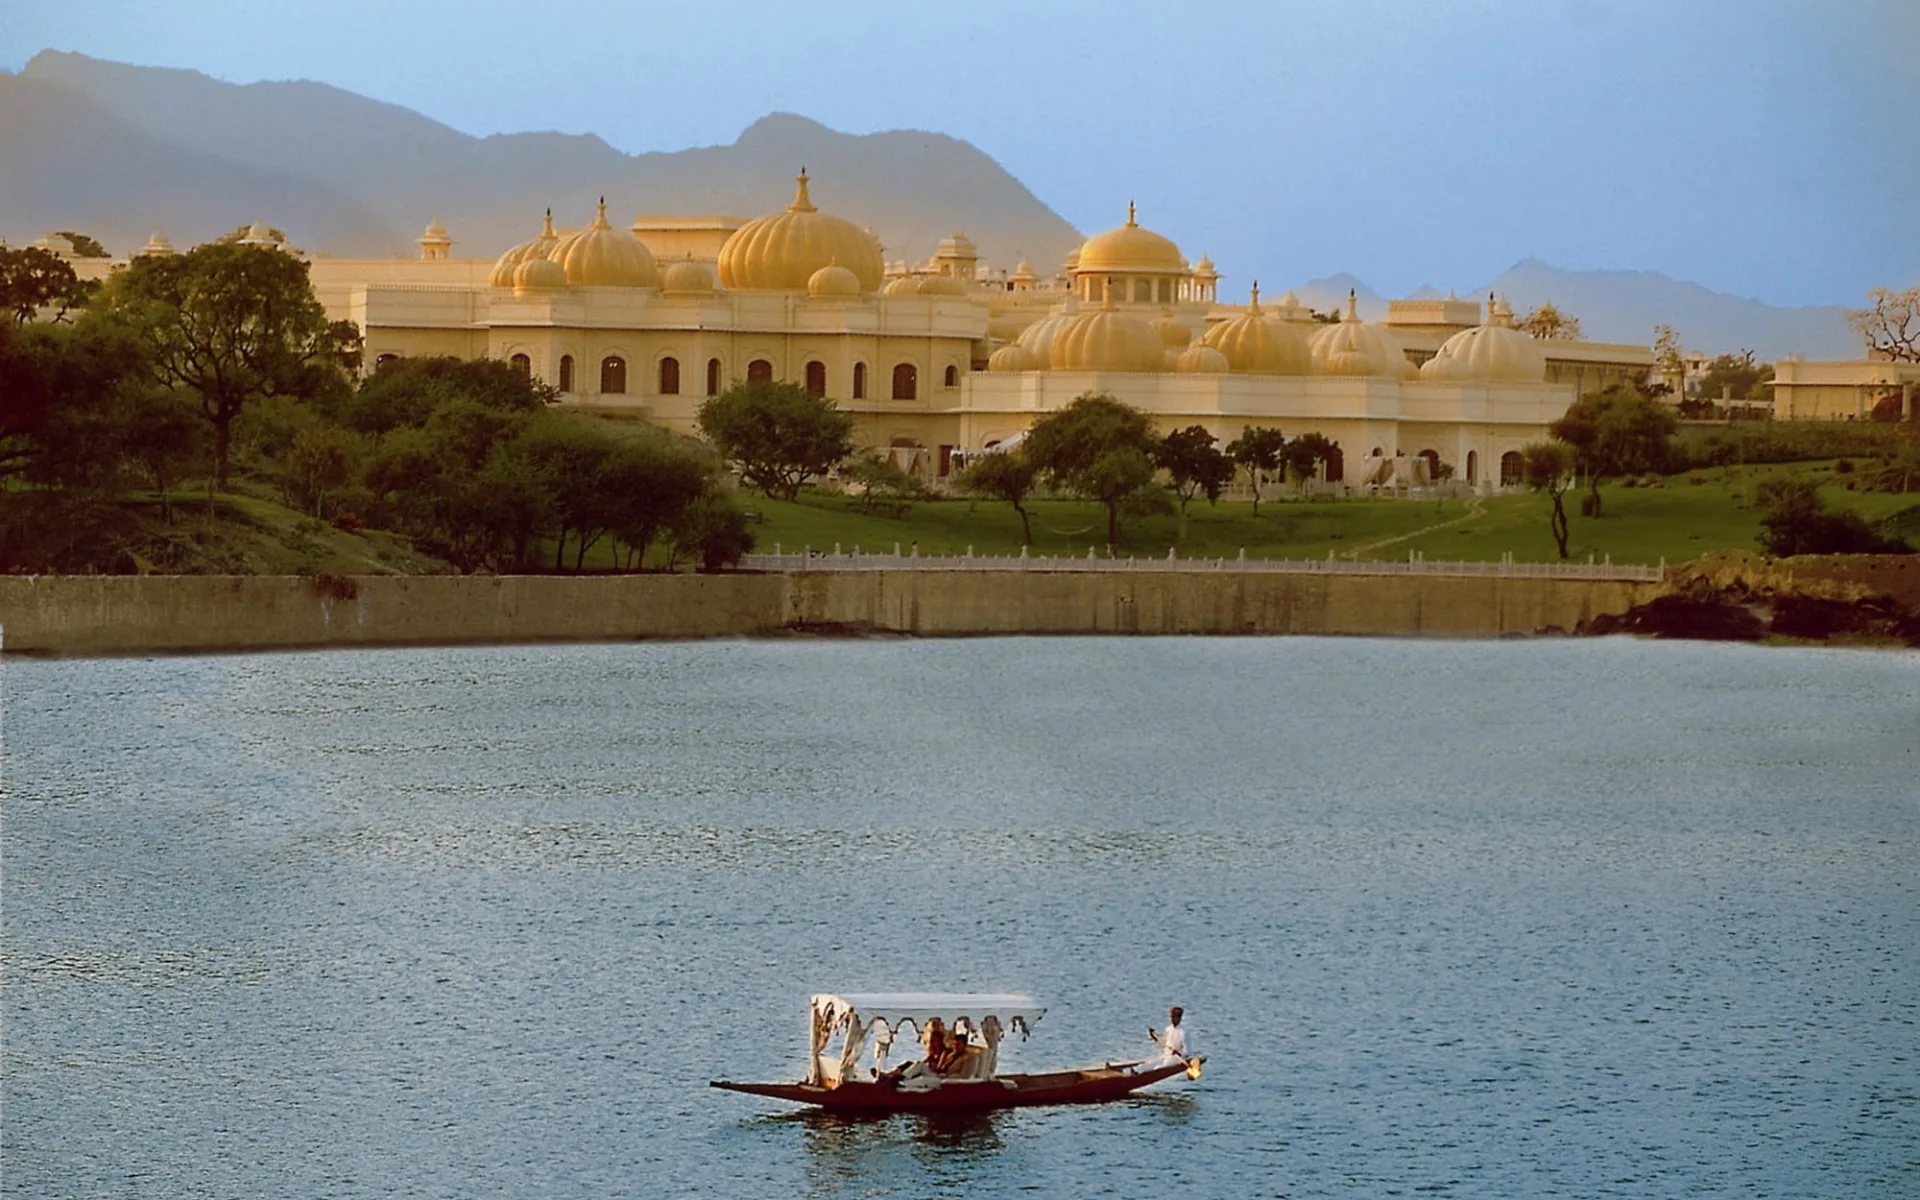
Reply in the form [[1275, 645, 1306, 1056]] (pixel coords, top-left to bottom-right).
[[1076, 202, 1187, 274], [808, 263, 862, 299], [987, 313, 1028, 342], [1309, 294, 1414, 378], [489, 210, 560, 288], [140, 230, 175, 257], [1174, 342, 1230, 374], [988, 344, 1044, 373], [1014, 299, 1082, 359], [1152, 310, 1192, 349], [1202, 285, 1314, 375], [717, 170, 885, 292], [661, 258, 718, 296], [884, 275, 920, 297], [548, 200, 660, 288], [918, 274, 967, 297], [935, 232, 978, 259], [1010, 257, 1038, 283], [1192, 254, 1217, 280], [1049, 302, 1167, 372], [1420, 296, 1547, 383], [512, 256, 568, 292]]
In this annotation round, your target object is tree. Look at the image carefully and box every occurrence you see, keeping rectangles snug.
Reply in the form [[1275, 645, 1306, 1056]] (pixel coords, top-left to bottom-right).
[[100, 243, 360, 489], [1226, 426, 1286, 515], [602, 441, 710, 568], [1520, 441, 1574, 559], [696, 380, 854, 500], [1518, 301, 1584, 341], [1549, 385, 1678, 518], [1847, 286, 1919, 361], [1692, 350, 1773, 408], [954, 450, 1040, 545], [1156, 425, 1234, 540], [286, 427, 356, 516], [54, 231, 109, 258], [668, 489, 755, 571], [345, 355, 553, 435], [842, 451, 927, 516], [515, 418, 621, 568], [1755, 477, 1910, 556], [1284, 431, 1338, 493], [1021, 392, 1163, 548], [0, 246, 89, 324]]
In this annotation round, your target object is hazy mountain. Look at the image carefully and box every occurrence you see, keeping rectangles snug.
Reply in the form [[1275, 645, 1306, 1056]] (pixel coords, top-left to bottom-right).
[[0, 73, 403, 255], [9, 50, 1084, 266]]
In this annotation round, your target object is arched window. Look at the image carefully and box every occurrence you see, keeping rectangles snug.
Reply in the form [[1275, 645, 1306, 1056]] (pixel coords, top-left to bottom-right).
[[1419, 449, 1441, 480], [943, 364, 959, 389], [853, 362, 868, 400], [805, 361, 827, 397], [892, 363, 917, 400], [559, 355, 574, 393], [1500, 451, 1523, 486], [659, 356, 681, 395], [601, 355, 627, 394], [1465, 449, 1478, 485], [510, 353, 531, 377], [374, 353, 399, 369], [1325, 445, 1345, 483], [706, 358, 722, 396], [747, 358, 773, 385]]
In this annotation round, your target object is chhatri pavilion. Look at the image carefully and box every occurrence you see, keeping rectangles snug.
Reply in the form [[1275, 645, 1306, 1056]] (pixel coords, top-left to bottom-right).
[[65, 173, 1665, 490]]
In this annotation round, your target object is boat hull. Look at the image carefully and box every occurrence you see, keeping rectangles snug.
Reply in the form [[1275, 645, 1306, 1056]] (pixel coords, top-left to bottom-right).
[[711, 1060, 1193, 1112]]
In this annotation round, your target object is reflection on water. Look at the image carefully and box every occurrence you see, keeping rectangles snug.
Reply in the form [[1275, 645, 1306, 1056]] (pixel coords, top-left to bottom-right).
[[793, 1109, 1008, 1198]]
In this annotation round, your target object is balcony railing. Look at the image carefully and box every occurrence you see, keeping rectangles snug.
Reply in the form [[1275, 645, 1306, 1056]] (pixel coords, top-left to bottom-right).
[[740, 546, 1664, 582]]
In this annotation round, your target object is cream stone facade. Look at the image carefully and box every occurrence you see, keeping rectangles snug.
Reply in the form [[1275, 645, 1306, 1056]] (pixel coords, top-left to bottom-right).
[[28, 175, 1679, 490], [1770, 357, 1919, 421]]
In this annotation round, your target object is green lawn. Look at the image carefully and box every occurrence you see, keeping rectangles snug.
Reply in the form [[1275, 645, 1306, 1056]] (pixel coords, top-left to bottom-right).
[[739, 460, 1920, 567]]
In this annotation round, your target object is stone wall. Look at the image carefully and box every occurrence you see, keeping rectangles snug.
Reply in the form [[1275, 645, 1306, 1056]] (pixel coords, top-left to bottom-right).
[[0, 571, 1657, 655]]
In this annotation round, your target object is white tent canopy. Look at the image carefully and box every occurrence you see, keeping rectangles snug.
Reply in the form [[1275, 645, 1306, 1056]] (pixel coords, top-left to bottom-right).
[[806, 992, 1045, 1084]]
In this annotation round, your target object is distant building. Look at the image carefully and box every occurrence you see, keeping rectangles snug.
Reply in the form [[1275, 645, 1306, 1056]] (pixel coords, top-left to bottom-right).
[[1771, 357, 1919, 421]]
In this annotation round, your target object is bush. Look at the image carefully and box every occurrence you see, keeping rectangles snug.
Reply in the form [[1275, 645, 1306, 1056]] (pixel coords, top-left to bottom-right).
[[1834, 458, 1855, 475]]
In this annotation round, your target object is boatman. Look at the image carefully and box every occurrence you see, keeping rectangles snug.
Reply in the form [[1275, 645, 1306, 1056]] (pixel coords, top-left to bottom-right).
[[1146, 1005, 1188, 1068]]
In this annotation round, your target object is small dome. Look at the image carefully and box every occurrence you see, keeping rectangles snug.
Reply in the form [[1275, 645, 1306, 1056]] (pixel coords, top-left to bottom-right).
[[987, 313, 1028, 342], [240, 219, 276, 247], [1309, 293, 1414, 378], [718, 170, 886, 292], [512, 257, 568, 292], [1010, 257, 1038, 283], [1014, 299, 1082, 360], [935, 232, 978, 259], [1049, 303, 1167, 372], [1152, 310, 1192, 349], [1077, 202, 1187, 274], [548, 200, 660, 288], [661, 258, 718, 296], [421, 217, 450, 242], [1420, 296, 1547, 383], [884, 275, 920, 297], [988, 344, 1044, 373], [490, 210, 561, 288], [140, 230, 175, 257], [1202, 285, 1314, 375], [1192, 254, 1217, 278], [917, 274, 967, 297], [1174, 342, 1230, 374], [808, 263, 862, 299]]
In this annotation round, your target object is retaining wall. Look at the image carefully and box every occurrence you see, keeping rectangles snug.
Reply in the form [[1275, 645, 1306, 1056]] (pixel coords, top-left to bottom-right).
[[0, 571, 1657, 655]]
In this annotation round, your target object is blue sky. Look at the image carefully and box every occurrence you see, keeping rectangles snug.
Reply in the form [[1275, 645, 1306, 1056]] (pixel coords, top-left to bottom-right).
[[5, 0, 1914, 306]]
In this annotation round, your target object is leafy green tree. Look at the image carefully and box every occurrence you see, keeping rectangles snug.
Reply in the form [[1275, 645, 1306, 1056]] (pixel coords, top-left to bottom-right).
[[346, 356, 553, 435], [697, 380, 854, 500], [1156, 425, 1234, 540], [668, 489, 756, 571], [842, 451, 927, 517], [1755, 477, 1910, 556], [1283, 431, 1338, 492], [286, 426, 356, 517], [1692, 351, 1773, 408], [954, 450, 1040, 544], [100, 243, 361, 489], [603, 441, 711, 568], [1549, 385, 1678, 518], [1226, 426, 1285, 515], [1520, 441, 1574, 559], [516, 418, 620, 568], [1021, 392, 1163, 548], [54, 232, 109, 258], [1, 246, 89, 324]]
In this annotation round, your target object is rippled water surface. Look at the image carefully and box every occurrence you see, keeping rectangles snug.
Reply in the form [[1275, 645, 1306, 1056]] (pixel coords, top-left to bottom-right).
[[5, 637, 1917, 1197]]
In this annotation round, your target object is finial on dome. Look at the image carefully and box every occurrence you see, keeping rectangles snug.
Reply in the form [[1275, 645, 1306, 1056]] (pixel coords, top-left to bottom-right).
[[593, 198, 612, 229], [1127, 200, 1137, 227], [1345, 290, 1359, 322], [791, 168, 817, 213], [543, 208, 554, 236], [1250, 281, 1261, 311]]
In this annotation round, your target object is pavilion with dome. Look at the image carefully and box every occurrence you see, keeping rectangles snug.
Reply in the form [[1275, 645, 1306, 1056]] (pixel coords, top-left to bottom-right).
[[203, 173, 1652, 489]]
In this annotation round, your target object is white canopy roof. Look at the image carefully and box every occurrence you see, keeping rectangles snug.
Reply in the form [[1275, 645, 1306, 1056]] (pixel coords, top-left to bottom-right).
[[812, 992, 1045, 1030]]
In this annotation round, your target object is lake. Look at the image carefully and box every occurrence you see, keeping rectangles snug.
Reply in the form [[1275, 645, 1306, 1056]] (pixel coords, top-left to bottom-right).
[[5, 637, 1916, 1197]]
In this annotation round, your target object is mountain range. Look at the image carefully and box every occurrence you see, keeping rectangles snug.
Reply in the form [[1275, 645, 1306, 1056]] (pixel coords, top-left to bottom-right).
[[0, 50, 1865, 360]]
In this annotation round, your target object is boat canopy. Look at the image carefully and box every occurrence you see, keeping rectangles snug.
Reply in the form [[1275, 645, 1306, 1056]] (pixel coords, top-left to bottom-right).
[[812, 993, 1045, 1031], [805, 993, 1045, 1085]]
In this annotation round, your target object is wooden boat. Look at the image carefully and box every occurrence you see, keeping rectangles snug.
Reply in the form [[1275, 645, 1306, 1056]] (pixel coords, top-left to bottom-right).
[[710, 992, 1202, 1113]]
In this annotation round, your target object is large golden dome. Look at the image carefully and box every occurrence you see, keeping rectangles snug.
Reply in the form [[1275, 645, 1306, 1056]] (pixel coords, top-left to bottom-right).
[[548, 200, 660, 288], [1202, 286, 1314, 375], [488, 210, 560, 288], [1049, 303, 1167, 372], [1309, 294, 1415, 378], [1419, 297, 1547, 383], [718, 171, 885, 292], [1076, 203, 1187, 274]]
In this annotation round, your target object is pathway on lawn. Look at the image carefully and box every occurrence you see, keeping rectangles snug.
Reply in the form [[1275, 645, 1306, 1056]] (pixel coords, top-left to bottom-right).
[[1341, 495, 1487, 560]]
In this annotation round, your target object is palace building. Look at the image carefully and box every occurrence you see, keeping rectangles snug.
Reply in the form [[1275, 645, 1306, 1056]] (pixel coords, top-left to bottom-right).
[[36, 173, 1666, 490]]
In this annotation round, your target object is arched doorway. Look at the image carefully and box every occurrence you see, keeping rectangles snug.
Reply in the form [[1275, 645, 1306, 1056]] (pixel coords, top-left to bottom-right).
[[1500, 450, 1523, 486], [852, 362, 868, 399], [747, 358, 773, 385], [805, 361, 827, 397], [559, 355, 574, 393], [706, 358, 722, 396], [658, 356, 680, 395], [600, 355, 627, 394], [1465, 449, 1478, 485], [510, 353, 531, 377], [1418, 449, 1441, 481], [892, 363, 917, 400]]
